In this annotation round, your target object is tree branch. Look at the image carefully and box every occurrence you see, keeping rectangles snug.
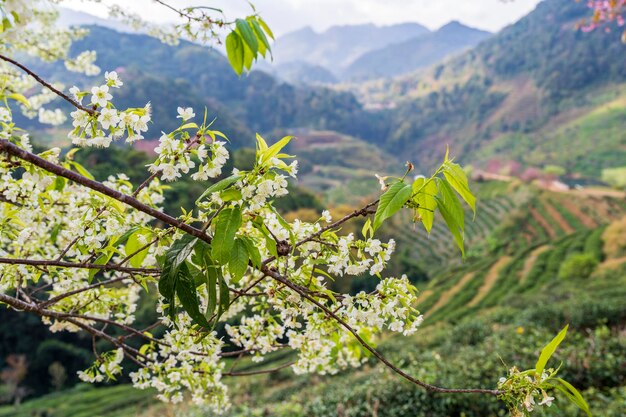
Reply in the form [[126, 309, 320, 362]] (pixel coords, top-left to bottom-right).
[[0, 139, 212, 245], [261, 265, 500, 396], [0, 54, 95, 115], [0, 257, 159, 275]]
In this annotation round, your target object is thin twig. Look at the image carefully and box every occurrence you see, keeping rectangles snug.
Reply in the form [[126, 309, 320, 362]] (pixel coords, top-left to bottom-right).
[[0, 54, 95, 115]]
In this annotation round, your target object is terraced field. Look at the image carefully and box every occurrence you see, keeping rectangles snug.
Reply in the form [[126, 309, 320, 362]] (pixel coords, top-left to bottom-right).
[[378, 180, 626, 281], [417, 187, 626, 324]]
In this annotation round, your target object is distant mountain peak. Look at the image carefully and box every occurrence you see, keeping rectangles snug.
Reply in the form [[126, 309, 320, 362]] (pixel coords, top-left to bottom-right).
[[438, 20, 490, 34]]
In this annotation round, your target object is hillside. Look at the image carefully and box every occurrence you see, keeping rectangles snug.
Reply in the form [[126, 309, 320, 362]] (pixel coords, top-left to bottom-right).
[[354, 0, 626, 182], [6, 191, 624, 416], [345, 21, 491, 80], [23, 26, 383, 148]]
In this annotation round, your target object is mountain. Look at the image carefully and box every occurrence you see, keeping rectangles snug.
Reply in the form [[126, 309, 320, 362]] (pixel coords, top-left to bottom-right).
[[272, 22, 430, 73], [22, 26, 387, 148], [57, 7, 134, 32], [356, 0, 626, 182], [346, 21, 491, 80], [270, 61, 339, 85]]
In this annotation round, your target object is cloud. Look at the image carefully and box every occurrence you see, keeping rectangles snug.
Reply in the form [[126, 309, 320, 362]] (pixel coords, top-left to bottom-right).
[[62, 0, 543, 36]]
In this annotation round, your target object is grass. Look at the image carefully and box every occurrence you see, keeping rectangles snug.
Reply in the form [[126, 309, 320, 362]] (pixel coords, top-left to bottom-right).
[[0, 384, 158, 417]]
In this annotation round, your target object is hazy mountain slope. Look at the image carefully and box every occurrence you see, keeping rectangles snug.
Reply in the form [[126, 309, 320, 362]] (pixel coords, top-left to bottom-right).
[[357, 0, 626, 179], [24, 26, 389, 147], [346, 21, 491, 80], [272, 23, 430, 72]]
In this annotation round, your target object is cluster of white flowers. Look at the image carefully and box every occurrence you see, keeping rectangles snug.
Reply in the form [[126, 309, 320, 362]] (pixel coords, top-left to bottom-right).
[[64, 50, 100, 76], [341, 276, 423, 336], [226, 315, 285, 361], [78, 348, 125, 383], [147, 108, 230, 182], [130, 312, 228, 411], [498, 367, 556, 416], [68, 72, 151, 147], [327, 235, 396, 277]]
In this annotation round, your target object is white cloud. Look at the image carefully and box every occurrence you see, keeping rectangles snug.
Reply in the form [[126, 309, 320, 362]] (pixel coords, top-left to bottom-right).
[[61, 0, 543, 36]]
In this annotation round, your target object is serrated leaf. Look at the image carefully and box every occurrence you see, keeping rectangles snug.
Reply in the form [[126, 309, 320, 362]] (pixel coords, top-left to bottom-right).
[[211, 207, 242, 264], [196, 174, 242, 204], [412, 177, 437, 233], [225, 31, 244, 75], [536, 325, 568, 377], [176, 262, 210, 327], [373, 181, 412, 232], [435, 194, 465, 257], [229, 238, 249, 283], [158, 234, 197, 300], [437, 177, 464, 230], [236, 18, 258, 55], [241, 236, 262, 268], [443, 161, 476, 215]]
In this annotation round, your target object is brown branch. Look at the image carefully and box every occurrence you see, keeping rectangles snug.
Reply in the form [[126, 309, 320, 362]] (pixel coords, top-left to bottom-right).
[[0, 292, 146, 366], [262, 265, 500, 396], [223, 361, 294, 377], [39, 276, 128, 308], [0, 257, 159, 275], [0, 54, 95, 115], [0, 139, 212, 245]]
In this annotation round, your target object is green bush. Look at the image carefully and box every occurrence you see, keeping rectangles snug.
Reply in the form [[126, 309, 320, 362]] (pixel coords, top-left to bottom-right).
[[558, 253, 599, 280]]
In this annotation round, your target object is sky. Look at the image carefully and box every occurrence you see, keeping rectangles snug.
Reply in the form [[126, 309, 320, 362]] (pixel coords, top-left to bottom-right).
[[62, 0, 544, 36]]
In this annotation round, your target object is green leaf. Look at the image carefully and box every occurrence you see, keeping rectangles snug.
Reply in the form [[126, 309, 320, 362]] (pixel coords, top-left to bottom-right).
[[206, 263, 218, 320], [219, 274, 230, 312], [373, 181, 412, 232], [70, 161, 95, 180], [555, 378, 592, 416], [262, 136, 293, 165], [242, 41, 254, 71], [196, 174, 242, 204], [241, 236, 262, 268], [236, 18, 258, 55], [249, 18, 271, 57], [88, 251, 113, 282], [257, 17, 275, 40], [225, 31, 244, 75], [435, 193, 465, 257], [211, 207, 242, 264], [7, 93, 29, 108], [221, 188, 242, 202], [125, 230, 150, 268], [256, 133, 269, 152], [158, 234, 197, 300], [229, 238, 249, 283], [437, 178, 464, 230], [412, 178, 437, 233], [175, 262, 210, 327], [536, 325, 568, 377], [443, 161, 476, 215]]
